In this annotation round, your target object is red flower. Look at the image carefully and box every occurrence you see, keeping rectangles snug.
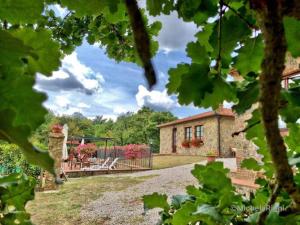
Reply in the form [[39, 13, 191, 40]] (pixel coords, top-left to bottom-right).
[[181, 140, 191, 148], [191, 138, 204, 147], [51, 124, 63, 133]]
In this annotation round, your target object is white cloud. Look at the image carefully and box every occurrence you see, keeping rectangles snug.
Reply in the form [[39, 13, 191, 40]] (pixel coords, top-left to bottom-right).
[[62, 52, 104, 92], [35, 52, 105, 95], [102, 114, 118, 122], [54, 95, 70, 108], [152, 12, 198, 52], [135, 85, 177, 111], [52, 4, 69, 17], [78, 102, 90, 108], [138, 0, 198, 52]]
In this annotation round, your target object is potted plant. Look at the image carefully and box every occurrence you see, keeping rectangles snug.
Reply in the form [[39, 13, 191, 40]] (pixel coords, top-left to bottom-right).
[[206, 150, 217, 163], [181, 140, 191, 148], [51, 124, 63, 133], [191, 138, 204, 147]]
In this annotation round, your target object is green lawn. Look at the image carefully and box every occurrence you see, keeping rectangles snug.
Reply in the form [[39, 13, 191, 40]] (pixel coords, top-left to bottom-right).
[[152, 155, 205, 169], [26, 175, 155, 225]]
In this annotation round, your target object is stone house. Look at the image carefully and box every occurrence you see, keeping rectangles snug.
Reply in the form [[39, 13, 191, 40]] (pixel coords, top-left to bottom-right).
[[158, 107, 237, 157], [159, 55, 300, 158]]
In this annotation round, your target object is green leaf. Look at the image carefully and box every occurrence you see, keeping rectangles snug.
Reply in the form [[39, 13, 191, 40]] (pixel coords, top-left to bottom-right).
[[195, 23, 214, 52], [176, 0, 218, 25], [284, 17, 300, 58], [172, 202, 198, 225], [171, 195, 194, 209], [0, 173, 35, 225], [193, 204, 222, 222], [201, 76, 237, 109], [210, 14, 251, 67], [146, 0, 174, 16], [285, 123, 300, 153], [234, 36, 264, 75], [168, 63, 236, 109], [186, 42, 210, 65], [167, 63, 189, 94], [0, 29, 54, 173], [191, 162, 233, 192], [241, 158, 261, 171], [11, 28, 61, 76], [0, 0, 44, 24], [143, 192, 169, 211], [233, 79, 259, 114], [280, 86, 300, 123], [61, 0, 122, 18]]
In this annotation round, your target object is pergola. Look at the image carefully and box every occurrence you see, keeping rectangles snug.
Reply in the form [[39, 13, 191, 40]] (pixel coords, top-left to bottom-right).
[[67, 136, 115, 150]]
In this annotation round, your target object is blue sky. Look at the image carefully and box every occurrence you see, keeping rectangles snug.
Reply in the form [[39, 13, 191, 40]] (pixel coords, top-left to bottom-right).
[[35, 8, 209, 120]]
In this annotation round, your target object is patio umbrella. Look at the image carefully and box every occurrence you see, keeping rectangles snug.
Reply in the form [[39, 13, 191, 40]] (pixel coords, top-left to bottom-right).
[[62, 124, 69, 160]]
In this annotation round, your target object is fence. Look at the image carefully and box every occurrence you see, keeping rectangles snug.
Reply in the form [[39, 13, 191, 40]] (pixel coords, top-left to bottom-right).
[[96, 145, 153, 170]]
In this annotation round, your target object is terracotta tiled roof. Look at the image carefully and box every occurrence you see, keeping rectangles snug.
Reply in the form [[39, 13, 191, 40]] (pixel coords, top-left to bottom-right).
[[282, 68, 300, 78], [158, 108, 234, 128]]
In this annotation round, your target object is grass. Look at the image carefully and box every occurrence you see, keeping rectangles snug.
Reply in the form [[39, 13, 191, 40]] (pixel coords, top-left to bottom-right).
[[26, 175, 154, 225], [152, 155, 205, 169]]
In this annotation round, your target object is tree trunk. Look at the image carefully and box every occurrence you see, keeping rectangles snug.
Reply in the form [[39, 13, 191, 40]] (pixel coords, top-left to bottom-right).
[[254, 0, 300, 213]]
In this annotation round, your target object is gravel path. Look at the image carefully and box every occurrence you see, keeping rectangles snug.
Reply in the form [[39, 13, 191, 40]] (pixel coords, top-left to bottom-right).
[[80, 162, 205, 225]]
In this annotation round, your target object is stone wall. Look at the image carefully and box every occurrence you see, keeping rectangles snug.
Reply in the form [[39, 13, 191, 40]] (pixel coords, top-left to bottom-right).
[[220, 117, 235, 157], [41, 132, 64, 191], [159, 116, 235, 157]]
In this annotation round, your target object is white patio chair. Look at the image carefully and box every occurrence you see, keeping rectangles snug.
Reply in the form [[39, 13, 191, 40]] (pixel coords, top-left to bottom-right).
[[101, 158, 119, 170], [108, 158, 119, 170], [99, 157, 111, 169]]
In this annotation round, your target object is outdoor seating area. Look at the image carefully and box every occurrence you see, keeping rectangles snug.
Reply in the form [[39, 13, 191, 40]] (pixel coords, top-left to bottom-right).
[[62, 136, 153, 177]]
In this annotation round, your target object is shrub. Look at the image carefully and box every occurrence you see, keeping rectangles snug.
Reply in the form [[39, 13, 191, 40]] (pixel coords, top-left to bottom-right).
[[77, 143, 97, 155], [123, 144, 149, 159], [0, 142, 40, 179]]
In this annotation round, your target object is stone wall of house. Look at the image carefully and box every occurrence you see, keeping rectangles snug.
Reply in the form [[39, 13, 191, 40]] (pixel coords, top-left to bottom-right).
[[220, 117, 235, 157], [160, 116, 235, 157], [160, 117, 218, 155], [159, 126, 173, 154]]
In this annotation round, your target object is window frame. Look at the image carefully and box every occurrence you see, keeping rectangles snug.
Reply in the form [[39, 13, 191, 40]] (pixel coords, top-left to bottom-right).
[[184, 127, 192, 140], [194, 125, 204, 139]]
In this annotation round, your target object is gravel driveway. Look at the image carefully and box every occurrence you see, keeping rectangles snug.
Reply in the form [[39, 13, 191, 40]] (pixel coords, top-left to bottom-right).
[[80, 162, 205, 225]]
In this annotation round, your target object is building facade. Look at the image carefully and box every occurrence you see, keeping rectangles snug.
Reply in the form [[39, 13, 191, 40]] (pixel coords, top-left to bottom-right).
[[158, 107, 236, 157]]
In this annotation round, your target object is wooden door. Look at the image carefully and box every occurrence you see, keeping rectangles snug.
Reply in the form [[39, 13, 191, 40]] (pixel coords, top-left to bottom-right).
[[172, 128, 177, 153]]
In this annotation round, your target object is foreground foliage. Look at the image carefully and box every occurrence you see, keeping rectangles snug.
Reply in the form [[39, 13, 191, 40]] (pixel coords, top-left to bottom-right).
[[1, 0, 300, 224], [0, 0, 160, 223], [143, 0, 300, 224]]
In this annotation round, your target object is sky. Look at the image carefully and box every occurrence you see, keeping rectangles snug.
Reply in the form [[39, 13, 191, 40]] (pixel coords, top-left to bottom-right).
[[35, 6, 209, 121]]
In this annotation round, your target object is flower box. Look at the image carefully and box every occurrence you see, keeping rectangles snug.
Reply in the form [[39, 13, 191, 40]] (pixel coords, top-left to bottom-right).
[[181, 140, 191, 148], [191, 138, 204, 147]]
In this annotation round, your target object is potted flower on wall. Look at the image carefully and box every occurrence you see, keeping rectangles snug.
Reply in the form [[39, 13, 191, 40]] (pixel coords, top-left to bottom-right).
[[181, 140, 191, 148], [206, 150, 217, 163], [51, 124, 63, 133], [191, 138, 204, 147]]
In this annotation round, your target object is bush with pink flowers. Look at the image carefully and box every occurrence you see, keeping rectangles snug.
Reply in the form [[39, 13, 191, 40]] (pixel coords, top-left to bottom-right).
[[123, 144, 149, 159], [76, 143, 97, 155]]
